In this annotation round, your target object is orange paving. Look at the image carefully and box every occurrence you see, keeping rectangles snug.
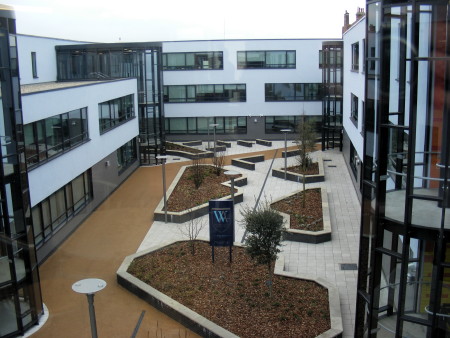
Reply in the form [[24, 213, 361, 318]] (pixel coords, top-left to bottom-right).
[[33, 147, 292, 338]]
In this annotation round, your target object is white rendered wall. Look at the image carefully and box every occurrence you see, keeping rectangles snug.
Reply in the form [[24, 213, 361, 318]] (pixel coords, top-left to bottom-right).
[[17, 34, 86, 84], [343, 18, 366, 158], [162, 39, 332, 118], [22, 79, 138, 206]]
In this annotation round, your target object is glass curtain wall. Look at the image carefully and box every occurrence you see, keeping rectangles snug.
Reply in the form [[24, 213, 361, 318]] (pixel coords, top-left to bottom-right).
[[356, 1, 450, 337], [56, 43, 164, 165], [0, 6, 43, 337], [321, 41, 343, 150]]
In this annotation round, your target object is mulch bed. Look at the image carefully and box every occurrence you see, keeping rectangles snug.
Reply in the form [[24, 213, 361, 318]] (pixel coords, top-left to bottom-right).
[[167, 166, 236, 212], [271, 189, 323, 231], [286, 162, 319, 175], [128, 241, 330, 338]]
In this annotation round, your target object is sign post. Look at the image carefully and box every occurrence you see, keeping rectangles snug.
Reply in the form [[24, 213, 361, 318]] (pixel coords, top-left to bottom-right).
[[209, 199, 234, 263]]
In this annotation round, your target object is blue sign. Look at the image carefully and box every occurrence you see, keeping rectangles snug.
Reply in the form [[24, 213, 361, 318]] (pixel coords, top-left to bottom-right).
[[209, 199, 234, 247]]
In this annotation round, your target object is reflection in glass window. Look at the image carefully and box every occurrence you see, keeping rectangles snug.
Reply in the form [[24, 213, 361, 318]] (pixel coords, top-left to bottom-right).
[[265, 83, 323, 101], [265, 115, 321, 134], [352, 42, 359, 71], [117, 138, 137, 172], [164, 84, 246, 103], [237, 50, 296, 69], [166, 116, 247, 134], [24, 108, 88, 168], [99, 94, 135, 133], [32, 171, 92, 248], [163, 51, 223, 70]]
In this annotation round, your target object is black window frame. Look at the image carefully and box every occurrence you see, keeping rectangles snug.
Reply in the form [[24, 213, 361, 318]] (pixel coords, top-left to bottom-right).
[[163, 84, 246, 103], [165, 116, 247, 135], [351, 93, 359, 124], [24, 107, 89, 169], [99, 94, 135, 134]]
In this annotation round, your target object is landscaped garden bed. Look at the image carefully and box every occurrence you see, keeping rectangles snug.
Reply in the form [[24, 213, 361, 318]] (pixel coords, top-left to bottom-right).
[[271, 187, 331, 243], [154, 165, 247, 223], [272, 155, 325, 183], [166, 141, 212, 159], [117, 240, 342, 338]]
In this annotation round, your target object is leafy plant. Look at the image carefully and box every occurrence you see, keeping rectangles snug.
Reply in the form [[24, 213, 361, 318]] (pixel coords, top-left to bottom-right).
[[241, 201, 284, 296]]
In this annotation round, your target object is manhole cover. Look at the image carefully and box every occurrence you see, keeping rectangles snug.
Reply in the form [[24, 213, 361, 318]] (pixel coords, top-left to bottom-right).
[[340, 263, 358, 270]]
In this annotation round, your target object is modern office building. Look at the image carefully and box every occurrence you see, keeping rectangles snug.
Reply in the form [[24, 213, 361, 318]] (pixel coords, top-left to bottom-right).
[[0, 5, 43, 337], [355, 0, 450, 336]]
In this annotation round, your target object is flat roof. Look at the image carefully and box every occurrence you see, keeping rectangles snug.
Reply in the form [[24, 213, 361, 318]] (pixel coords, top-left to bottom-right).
[[21, 79, 132, 95]]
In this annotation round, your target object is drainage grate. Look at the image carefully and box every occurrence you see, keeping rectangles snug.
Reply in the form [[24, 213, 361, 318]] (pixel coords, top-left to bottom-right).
[[323, 159, 332, 162], [328, 165, 337, 168], [340, 263, 358, 270]]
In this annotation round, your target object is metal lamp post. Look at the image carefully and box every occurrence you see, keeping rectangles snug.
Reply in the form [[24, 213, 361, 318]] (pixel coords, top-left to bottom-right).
[[156, 155, 168, 223], [209, 123, 219, 157], [280, 129, 291, 180], [72, 278, 107, 338]]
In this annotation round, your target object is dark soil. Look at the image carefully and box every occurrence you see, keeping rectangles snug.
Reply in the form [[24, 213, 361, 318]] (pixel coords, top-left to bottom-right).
[[128, 241, 330, 338], [271, 189, 323, 231], [166, 166, 236, 212], [286, 162, 319, 175]]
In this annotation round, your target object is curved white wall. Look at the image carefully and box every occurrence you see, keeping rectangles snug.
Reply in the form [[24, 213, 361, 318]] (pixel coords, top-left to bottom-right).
[[22, 78, 138, 206]]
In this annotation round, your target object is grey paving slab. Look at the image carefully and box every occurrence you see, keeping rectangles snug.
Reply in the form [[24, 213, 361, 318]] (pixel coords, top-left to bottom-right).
[[138, 144, 361, 337]]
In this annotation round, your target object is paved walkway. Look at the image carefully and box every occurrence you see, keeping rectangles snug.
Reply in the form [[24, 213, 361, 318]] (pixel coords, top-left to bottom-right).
[[140, 142, 360, 337], [31, 141, 360, 338]]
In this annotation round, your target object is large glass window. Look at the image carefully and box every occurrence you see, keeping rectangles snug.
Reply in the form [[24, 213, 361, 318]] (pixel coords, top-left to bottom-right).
[[99, 94, 135, 133], [164, 84, 246, 103], [237, 50, 295, 69], [265, 115, 321, 134], [265, 83, 323, 101], [165, 116, 247, 134], [117, 138, 137, 172], [163, 51, 223, 70], [31, 171, 92, 248], [24, 107, 88, 169]]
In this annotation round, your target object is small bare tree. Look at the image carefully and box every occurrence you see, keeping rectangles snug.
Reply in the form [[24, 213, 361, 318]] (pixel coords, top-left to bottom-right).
[[191, 154, 205, 189], [212, 149, 226, 176], [178, 208, 206, 255], [296, 114, 317, 207]]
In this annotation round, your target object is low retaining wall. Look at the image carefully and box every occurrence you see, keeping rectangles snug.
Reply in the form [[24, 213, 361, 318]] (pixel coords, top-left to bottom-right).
[[272, 156, 325, 183], [182, 140, 202, 147], [237, 140, 253, 147], [206, 145, 227, 153], [154, 165, 247, 223], [117, 240, 342, 338], [231, 154, 265, 171], [217, 140, 232, 148], [273, 187, 332, 244], [282, 149, 300, 158], [166, 142, 212, 159], [256, 139, 272, 147]]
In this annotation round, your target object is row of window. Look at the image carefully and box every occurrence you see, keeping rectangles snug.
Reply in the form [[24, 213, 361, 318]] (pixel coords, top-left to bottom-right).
[[99, 94, 135, 133], [32, 171, 92, 248], [117, 138, 137, 171], [165, 116, 247, 134], [165, 115, 321, 135], [163, 51, 223, 70], [164, 84, 246, 103], [265, 83, 323, 101], [162, 50, 296, 70], [24, 108, 88, 169], [164, 83, 324, 103]]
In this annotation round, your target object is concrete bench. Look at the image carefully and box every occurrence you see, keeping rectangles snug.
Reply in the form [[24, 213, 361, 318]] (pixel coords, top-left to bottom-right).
[[217, 140, 232, 148], [256, 139, 272, 147], [237, 140, 254, 147], [182, 140, 202, 147]]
